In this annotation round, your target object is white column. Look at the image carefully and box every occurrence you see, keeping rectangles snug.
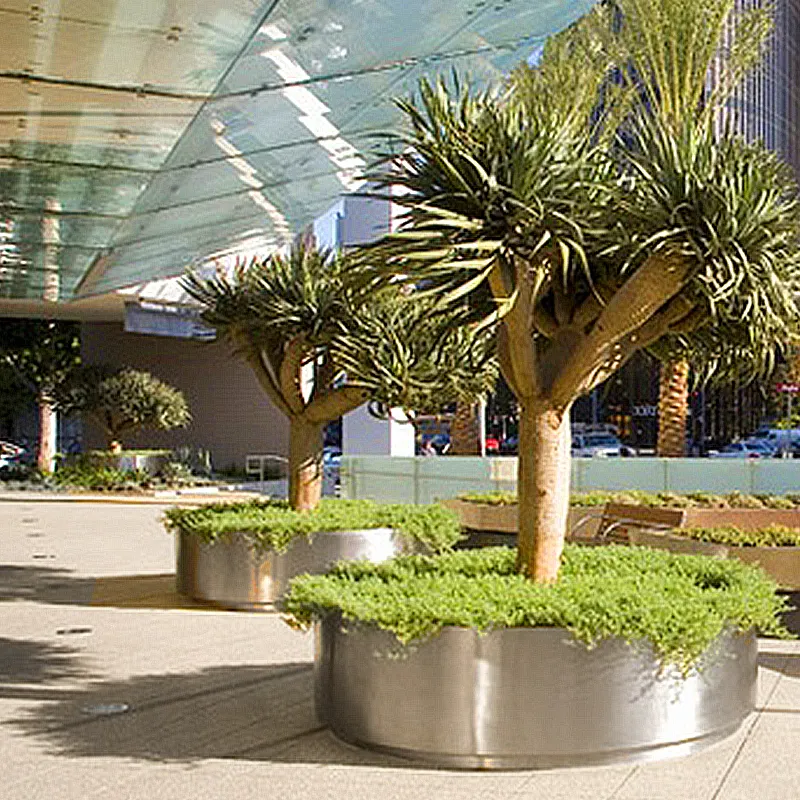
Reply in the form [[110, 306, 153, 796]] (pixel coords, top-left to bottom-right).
[[343, 405, 415, 456]]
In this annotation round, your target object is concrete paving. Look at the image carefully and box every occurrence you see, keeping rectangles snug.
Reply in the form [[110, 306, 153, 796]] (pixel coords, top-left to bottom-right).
[[2, 495, 800, 799]]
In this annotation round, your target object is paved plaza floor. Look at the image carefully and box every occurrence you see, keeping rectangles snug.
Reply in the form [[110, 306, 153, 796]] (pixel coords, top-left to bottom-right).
[[1, 495, 800, 799]]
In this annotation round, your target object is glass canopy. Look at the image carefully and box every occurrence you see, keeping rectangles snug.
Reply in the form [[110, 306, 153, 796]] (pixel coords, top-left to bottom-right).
[[0, 0, 594, 302]]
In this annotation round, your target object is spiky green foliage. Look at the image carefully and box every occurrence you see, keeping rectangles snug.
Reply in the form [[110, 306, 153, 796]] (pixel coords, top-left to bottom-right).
[[282, 545, 791, 670], [356, 0, 798, 403], [610, 0, 772, 126], [184, 244, 353, 357], [183, 240, 498, 422], [622, 119, 800, 381], [332, 293, 497, 415]]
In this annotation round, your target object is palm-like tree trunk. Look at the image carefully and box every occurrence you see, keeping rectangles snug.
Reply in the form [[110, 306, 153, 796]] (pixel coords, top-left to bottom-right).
[[657, 360, 689, 457], [517, 402, 572, 581], [288, 418, 325, 510], [450, 401, 480, 455], [36, 391, 56, 473]]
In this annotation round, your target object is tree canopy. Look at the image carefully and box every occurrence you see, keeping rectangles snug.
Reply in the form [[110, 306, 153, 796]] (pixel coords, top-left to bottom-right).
[[60, 366, 191, 449], [184, 240, 496, 509], [352, 0, 800, 580]]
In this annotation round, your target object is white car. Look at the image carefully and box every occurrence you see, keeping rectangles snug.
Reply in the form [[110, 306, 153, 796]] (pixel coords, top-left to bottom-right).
[[710, 441, 773, 459], [0, 440, 24, 468], [572, 433, 628, 458]]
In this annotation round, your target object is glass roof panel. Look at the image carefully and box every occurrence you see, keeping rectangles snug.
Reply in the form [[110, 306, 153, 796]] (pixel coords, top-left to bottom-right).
[[0, 0, 594, 301]]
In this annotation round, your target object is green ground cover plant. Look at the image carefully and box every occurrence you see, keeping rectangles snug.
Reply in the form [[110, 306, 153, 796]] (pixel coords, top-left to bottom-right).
[[459, 490, 800, 509], [679, 525, 800, 547], [282, 545, 791, 671], [163, 498, 462, 554]]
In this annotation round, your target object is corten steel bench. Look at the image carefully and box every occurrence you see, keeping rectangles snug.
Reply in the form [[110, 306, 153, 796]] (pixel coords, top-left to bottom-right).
[[571, 503, 687, 545]]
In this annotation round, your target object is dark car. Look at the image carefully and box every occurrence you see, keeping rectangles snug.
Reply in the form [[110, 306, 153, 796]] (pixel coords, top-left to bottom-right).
[[499, 435, 519, 455]]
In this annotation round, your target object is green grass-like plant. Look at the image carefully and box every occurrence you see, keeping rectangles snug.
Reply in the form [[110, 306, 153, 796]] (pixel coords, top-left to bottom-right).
[[53, 464, 150, 492], [679, 525, 800, 547], [282, 544, 791, 671], [163, 498, 462, 554], [458, 490, 800, 509]]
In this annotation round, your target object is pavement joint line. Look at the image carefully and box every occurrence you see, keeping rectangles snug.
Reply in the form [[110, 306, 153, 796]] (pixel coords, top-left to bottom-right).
[[605, 764, 639, 799], [708, 655, 788, 800]]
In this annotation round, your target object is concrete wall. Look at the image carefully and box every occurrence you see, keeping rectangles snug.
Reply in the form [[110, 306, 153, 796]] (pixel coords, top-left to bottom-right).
[[80, 323, 289, 471]]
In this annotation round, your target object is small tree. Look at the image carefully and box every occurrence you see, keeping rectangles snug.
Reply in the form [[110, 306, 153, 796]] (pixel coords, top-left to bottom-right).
[[184, 241, 496, 510], [357, 0, 800, 581], [62, 367, 191, 451], [0, 318, 81, 471]]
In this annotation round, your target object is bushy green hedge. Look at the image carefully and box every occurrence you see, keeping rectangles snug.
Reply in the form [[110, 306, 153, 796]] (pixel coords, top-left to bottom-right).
[[459, 490, 800, 509], [52, 457, 208, 492], [163, 498, 462, 554], [53, 464, 151, 491], [679, 525, 800, 547], [282, 545, 791, 671]]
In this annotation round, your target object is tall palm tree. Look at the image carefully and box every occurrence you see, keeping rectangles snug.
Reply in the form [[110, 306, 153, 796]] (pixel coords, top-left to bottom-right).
[[629, 0, 774, 457], [450, 402, 480, 455], [657, 360, 689, 457], [358, 0, 800, 582]]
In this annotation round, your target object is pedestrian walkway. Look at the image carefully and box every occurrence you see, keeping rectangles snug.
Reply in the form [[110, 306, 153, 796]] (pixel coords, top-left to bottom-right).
[[1, 495, 800, 799]]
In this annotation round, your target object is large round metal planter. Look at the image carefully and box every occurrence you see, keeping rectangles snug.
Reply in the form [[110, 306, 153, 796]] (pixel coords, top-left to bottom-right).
[[315, 619, 757, 769], [177, 528, 411, 610]]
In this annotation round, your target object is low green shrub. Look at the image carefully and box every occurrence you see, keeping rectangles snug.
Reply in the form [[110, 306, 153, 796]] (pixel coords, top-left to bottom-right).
[[53, 463, 150, 491], [163, 498, 463, 554], [458, 490, 800, 509], [679, 525, 800, 547], [282, 544, 791, 671]]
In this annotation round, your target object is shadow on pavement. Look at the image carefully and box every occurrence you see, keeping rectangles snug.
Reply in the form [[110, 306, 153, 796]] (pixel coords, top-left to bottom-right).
[[7, 662, 413, 767], [0, 565, 207, 610], [0, 636, 97, 701], [0, 565, 95, 605]]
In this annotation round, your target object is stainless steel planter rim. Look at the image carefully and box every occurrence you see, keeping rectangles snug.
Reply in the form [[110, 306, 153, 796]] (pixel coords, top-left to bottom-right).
[[314, 618, 757, 770], [176, 527, 413, 610]]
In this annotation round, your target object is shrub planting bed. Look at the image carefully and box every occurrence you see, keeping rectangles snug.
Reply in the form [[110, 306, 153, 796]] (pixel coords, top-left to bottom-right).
[[447, 491, 800, 539]]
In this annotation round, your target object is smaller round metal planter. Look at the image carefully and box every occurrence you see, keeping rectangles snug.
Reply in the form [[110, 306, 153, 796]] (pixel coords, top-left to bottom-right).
[[176, 529, 411, 610], [314, 620, 757, 769]]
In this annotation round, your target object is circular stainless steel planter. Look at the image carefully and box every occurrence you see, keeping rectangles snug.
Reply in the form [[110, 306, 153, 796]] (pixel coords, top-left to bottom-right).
[[176, 528, 412, 610], [315, 619, 757, 769]]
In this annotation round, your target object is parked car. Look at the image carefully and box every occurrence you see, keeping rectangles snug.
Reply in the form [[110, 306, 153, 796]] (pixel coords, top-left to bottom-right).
[[750, 427, 800, 455], [709, 441, 773, 459], [571, 432, 631, 458], [322, 446, 342, 468], [499, 435, 518, 455], [485, 435, 500, 454], [0, 440, 25, 469]]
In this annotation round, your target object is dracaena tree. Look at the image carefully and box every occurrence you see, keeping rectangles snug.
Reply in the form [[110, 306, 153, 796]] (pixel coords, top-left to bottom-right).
[[59, 366, 191, 451], [184, 241, 496, 511], [357, 0, 800, 582]]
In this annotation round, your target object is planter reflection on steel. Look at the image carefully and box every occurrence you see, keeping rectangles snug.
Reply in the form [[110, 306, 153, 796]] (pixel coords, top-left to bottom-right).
[[177, 528, 410, 609], [315, 619, 757, 769]]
